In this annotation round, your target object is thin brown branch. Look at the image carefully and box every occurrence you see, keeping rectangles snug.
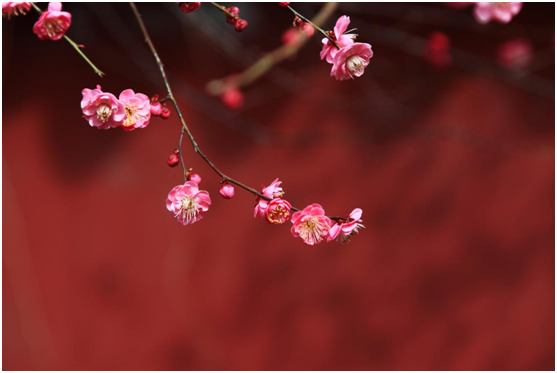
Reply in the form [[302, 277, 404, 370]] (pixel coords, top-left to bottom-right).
[[206, 2, 338, 96], [129, 2, 348, 222]]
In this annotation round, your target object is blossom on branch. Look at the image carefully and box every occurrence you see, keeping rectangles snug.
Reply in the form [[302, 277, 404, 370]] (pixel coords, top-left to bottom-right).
[[177, 2, 200, 14], [219, 184, 235, 199], [32, 2, 71, 41], [2, 2, 30, 19], [119, 89, 151, 131], [266, 198, 292, 225], [328, 208, 364, 244], [291, 204, 333, 245], [166, 181, 211, 225], [330, 42, 373, 81], [320, 15, 357, 64], [81, 85, 125, 130]]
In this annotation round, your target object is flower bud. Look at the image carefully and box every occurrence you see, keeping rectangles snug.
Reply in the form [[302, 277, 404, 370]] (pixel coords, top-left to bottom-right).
[[235, 19, 248, 32], [219, 184, 235, 199], [178, 2, 201, 13], [167, 153, 180, 167], [150, 102, 162, 116], [279, 2, 290, 7], [221, 88, 244, 109], [187, 172, 202, 184], [300, 22, 314, 37], [161, 105, 171, 119], [226, 6, 239, 24]]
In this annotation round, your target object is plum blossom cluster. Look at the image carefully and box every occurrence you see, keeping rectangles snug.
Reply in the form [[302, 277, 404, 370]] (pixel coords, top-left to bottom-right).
[[166, 176, 364, 245], [80, 86, 171, 131], [319, 15, 373, 81], [3, 2, 71, 40]]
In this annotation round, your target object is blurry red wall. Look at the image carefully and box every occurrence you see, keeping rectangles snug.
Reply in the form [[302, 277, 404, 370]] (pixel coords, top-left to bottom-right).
[[3, 3, 555, 370]]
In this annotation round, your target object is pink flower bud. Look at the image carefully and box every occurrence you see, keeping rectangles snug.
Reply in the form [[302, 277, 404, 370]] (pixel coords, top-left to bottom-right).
[[177, 2, 201, 13], [300, 22, 314, 37], [279, 2, 291, 7], [161, 105, 171, 119], [167, 153, 180, 167], [150, 102, 162, 116], [219, 184, 235, 199], [235, 19, 248, 32], [226, 6, 239, 24], [221, 89, 244, 109], [187, 172, 202, 184]]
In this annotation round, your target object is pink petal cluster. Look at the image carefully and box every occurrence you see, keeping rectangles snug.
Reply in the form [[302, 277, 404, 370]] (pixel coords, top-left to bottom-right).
[[320, 16, 357, 64], [328, 208, 364, 243], [32, 2, 71, 41], [219, 183, 235, 199], [254, 179, 291, 224], [473, 2, 522, 24], [119, 89, 151, 131], [166, 181, 211, 225], [291, 204, 333, 245], [2, 2, 30, 19], [497, 38, 533, 70], [81, 86, 151, 131], [81, 85, 126, 130], [331, 42, 373, 81]]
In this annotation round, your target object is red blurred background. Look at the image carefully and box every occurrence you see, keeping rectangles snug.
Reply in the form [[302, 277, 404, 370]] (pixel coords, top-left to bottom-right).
[[2, 2, 555, 370]]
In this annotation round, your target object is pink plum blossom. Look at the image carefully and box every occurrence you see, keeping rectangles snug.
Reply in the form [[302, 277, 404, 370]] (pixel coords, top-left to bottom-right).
[[320, 15, 357, 64], [266, 198, 292, 225], [81, 85, 125, 130], [497, 38, 533, 70], [331, 42, 373, 81], [2, 2, 30, 19], [119, 89, 151, 131], [254, 178, 285, 219], [32, 2, 71, 41], [219, 184, 235, 199], [291, 203, 333, 245], [328, 208, 365, 244], [473, 2, 522, 24], [166, 181, 211, 225]]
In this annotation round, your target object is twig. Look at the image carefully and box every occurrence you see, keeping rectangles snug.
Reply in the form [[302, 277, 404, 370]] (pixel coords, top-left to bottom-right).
[[209, 2, 236, 19], [287, 4, 341, 50], [30, 3, 104, 77], [129, 2, 348, 221]]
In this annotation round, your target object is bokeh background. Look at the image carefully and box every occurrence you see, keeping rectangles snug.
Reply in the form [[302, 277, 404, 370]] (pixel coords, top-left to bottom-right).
[[3, 2, 555, 370]]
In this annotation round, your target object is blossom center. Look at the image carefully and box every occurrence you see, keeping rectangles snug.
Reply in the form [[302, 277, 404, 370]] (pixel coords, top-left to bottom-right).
[[346, 55, 366, 75], [176, 196, 199, 224], [45, 19, 64, 38], [297, 217, 327, 245], [96, 104, 112, 123], [267, 205, 289, 224], [123, 105, 136, 127]]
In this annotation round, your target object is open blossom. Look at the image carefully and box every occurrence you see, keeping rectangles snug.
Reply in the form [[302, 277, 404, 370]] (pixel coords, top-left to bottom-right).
[[254, 178, 285, 219], [32, 2, 71, 41], [177, 2, 200, 13], [497, 38, 533, 70], [119, 89, 151, 131], [320, 15, 357, 64], [473, 2, 522, 24], [81, 85, 125, 130], [331, 42, 373, 81], [166, 181, 211, 225], [2, 2, 30, 19], [266, 198, 292, 225], [328, 208, 364, 244], [291, 203, 332, 245]]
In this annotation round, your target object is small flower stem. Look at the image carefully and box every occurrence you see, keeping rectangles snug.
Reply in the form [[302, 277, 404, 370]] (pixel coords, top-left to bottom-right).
[[209, 2, 236, 19], [287, 4, 341, 50], [178, 128, 187, 183], [30, 2, 104, 77], [129, 2, 348, 222]]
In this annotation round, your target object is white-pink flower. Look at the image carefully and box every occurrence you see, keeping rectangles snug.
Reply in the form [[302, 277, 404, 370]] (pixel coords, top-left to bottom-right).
[[119, 89, 151, 131], [166, 181, 211, 225], [473, 2, 522, 24], [2, 2, 30, 19], [32, 2, 71, 41], [320, 15, 357, 64], [291, 203, 332, 245], [330, 42, 373, 81], [328, 208, 364, 244], [81, 85, 126, 130]]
